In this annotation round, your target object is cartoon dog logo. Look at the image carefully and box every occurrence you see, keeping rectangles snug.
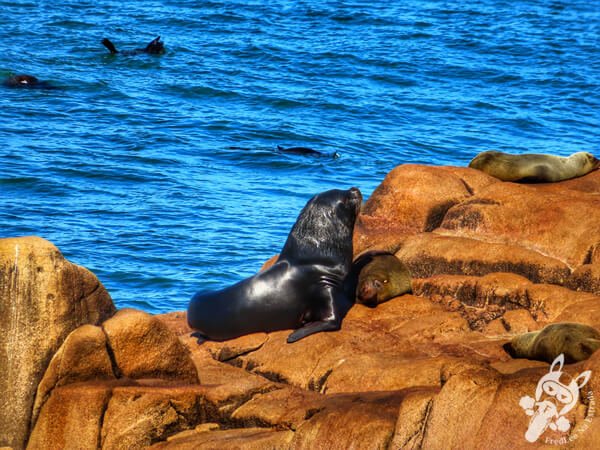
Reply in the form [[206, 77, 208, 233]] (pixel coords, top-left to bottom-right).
[[519, 354, 592, 443]]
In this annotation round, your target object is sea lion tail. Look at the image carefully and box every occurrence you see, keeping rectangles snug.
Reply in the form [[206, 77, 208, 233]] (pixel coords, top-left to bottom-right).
[[102, 38, 118, 54]]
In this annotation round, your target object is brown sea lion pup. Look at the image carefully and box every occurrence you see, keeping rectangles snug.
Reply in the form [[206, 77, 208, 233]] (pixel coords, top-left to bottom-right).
[[503, 322, 600, 364], [353, 251, 412, 307], [468, 151, 600, 182]]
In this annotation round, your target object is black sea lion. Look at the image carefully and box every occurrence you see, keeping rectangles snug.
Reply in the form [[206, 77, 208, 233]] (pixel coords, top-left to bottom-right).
[[277, 145, 341, 159], [504, 322, 600, 364], [469, 151, 600, 182], [102, 36, 165, 55], [188, 187, 362, 343], [354, 252, 412, 307], [3, 74, 55, 89]]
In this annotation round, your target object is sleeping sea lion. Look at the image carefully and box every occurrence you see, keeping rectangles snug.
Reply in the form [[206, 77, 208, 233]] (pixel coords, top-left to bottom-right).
[[503, 322, 600, 363], [468, 151, 600, 182], [354, 252, 412, 307], [102, 36, 165, 55], [188, 187, 362, 343]]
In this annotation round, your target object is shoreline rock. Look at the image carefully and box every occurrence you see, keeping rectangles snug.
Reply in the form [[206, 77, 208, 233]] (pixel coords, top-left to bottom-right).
[[3, 165, 600, 449], [0, 237, 115, 450]]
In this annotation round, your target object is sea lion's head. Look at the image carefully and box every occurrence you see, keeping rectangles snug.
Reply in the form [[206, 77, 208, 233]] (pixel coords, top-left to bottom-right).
[[356, 254, 412, 307], [571, 152, 600, 172], [4, 74, 39, 87], [584, 152, 600, 171], [357, 276, 386, 307], [503, 331, 539, 359]]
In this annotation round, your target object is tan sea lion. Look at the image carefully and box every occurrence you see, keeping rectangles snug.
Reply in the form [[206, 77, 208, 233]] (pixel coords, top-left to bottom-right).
[[469, 151, 600, 182], [354, 252, 412, 307], [504, 322, 600, 364]]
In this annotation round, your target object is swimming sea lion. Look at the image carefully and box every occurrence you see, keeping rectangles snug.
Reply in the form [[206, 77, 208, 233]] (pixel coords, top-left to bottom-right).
[[188, 187, 362, 343], [468, 151, 600, 182], [354, 252, 412, 307], [3, 74, 55, 89], [102, 36, 165, 55], [504, 322, 600, 364], [277, 145, 341, 159]]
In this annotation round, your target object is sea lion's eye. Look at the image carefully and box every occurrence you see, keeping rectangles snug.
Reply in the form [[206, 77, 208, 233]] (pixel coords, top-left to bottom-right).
[[383, 279, 388, 284]]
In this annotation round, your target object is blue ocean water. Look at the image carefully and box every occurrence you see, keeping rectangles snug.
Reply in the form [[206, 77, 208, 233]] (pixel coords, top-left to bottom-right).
[[1, 1, 598, 313]]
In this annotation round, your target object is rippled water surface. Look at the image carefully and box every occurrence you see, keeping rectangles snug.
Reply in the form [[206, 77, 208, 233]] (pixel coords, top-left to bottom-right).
[[1, 0, 598, 312]]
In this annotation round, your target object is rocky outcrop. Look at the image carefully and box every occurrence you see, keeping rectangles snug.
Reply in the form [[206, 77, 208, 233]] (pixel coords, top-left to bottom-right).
[[31, 324, 115, 428], [0, 237, 115, 450], [397, 234, 571, 284], [5, 165, 600, 449], [28, 309, 200, 450], [101, 309, 198, 382], [355, 165, 600, 292]]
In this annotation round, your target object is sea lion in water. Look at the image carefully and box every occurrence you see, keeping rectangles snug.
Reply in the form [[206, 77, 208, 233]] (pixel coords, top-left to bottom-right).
[[354, 252, 412, 307], [277, 145, 341, 159], [469, 151, 600, 182], [504, 322, 600, 364], [188, 187, 362, 343], [3, 74, 55, 89], [102, 36, 165, 55]]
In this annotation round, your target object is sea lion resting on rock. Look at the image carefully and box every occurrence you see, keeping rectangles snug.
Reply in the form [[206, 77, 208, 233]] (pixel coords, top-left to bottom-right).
[[188, 187, 362, 343], [354, 252, 412, 307], [504, 322, 600, 364], [102, 36, 164, 55], [469, 151, 600, 182]]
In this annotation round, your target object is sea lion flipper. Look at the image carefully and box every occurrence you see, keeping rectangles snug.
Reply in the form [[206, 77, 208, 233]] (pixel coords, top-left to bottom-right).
[[102, 38, 118, 54], [287, 285, 352, 343], [190, 331, 208, 344], [286, 320, 340, 343], [145, 36, 164, 54]]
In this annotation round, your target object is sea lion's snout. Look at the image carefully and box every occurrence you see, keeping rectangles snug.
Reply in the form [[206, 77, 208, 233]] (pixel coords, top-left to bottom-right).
[[347, 187, 362, 208], [18, 75, 37, 84], [502, 342, 517, 358], [357, 279, 380, 307], [348, 187, 361, 198]]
